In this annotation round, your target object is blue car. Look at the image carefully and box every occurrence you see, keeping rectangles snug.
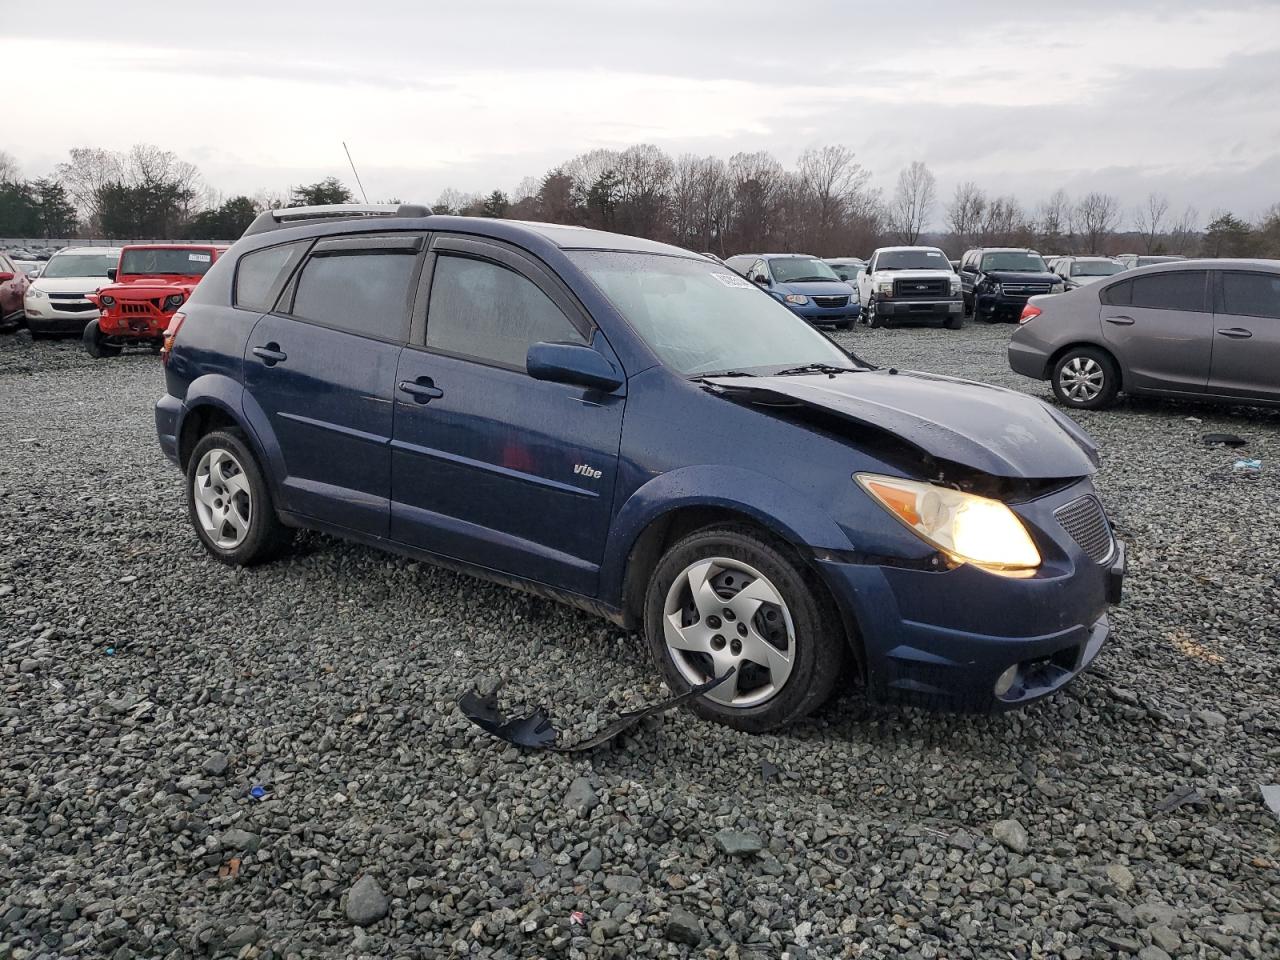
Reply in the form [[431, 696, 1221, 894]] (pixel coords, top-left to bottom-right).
[[724, 253, 860, 329], [156, 205, 1125, 731]]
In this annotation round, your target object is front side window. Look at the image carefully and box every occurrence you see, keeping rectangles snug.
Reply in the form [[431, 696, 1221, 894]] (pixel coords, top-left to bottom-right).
[[425, 255, 586, 369], [41, 252, 118, 279], [768, 257, 840, 283], [571, 251, 856, 377], [289, 248, 417, 340], [1220, 271, 1280, 320], [235, 242, 305, 312], [1129, 271, 1207, 311]]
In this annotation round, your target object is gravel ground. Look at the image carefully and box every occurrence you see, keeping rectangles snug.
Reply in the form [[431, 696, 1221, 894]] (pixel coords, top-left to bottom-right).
[[1, 323, 1277, 960]]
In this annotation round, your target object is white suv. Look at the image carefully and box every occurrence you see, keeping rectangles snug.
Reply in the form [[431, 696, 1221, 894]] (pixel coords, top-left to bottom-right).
[[856, 246, 964, 329], [24, 246, 121, 336]]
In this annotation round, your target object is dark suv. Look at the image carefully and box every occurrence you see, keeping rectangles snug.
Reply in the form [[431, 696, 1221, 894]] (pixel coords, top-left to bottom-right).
[[156, 205, 1124, 730], [960, 248, 1063, 322]]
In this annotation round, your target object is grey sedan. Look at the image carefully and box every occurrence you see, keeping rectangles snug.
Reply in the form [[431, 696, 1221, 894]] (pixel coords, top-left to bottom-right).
[[1009, 259, 1280, 410]]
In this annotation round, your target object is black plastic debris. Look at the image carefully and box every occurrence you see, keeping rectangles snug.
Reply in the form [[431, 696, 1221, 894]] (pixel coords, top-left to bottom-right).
[[458, 669, 736, 752], [1202, 433, 1247, 447], [1153, 785, 1206, 815]]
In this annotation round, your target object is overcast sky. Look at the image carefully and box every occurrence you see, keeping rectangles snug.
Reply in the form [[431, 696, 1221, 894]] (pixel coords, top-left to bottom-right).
[[5, 0, 1279, 228]]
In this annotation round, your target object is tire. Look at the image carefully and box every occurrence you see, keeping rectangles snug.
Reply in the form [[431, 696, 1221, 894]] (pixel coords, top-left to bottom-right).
[[1052, 346, 1120, 410], [643, 524, 846, 732], [186, 429, 294, 565], [963, 295, 974, 317], [866, 295, 884, 329], [943, 314, 963, 330], [82, 319, 122, 358]]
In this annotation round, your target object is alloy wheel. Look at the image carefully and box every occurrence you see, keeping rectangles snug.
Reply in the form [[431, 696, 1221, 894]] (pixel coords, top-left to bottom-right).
[[192, 447, 252, 549], [1058, 356, 1105, 402], [662, 557, 796, 708]]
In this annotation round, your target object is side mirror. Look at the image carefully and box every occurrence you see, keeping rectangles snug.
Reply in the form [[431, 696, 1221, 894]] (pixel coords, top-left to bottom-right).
[[106, 268, 117, 281], [527, 341, 623, 392], [752, 275, 769, 286], [961, 264, 976, 274]]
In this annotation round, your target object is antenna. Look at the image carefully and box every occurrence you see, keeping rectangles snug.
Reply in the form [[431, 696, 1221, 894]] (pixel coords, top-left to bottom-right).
[[343, 141, 369, 203]]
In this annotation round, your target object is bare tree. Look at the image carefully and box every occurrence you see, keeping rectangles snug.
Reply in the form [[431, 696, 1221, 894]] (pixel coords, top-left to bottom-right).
[[0, 150, 19, 184], [946, 181, 986, 250], [889, 161, 936, 244], [727, 150, 785, 252], [512, 176, 540, 203], [1074, 192, 1120, 254], [1134, 192, 1170, 254], [615, 143, 673, 238], [1036, 189, 1072, 252], [1168, 205, 1200, 255], [796, 145, 870, 255]]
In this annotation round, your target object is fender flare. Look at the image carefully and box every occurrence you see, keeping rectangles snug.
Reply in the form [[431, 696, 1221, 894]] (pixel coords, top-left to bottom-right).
[[597, 465, 853, 610], [179, 374, 286, 498]]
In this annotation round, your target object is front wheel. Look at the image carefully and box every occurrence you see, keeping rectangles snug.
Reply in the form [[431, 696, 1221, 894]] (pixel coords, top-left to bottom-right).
[[1052, 347, 1120, 410], [944, 313, 963, 330], [866, 295, 884, 328], [82, 319, 122, 358], [643, 525, 845, 732], [186, 429, 294, 565]]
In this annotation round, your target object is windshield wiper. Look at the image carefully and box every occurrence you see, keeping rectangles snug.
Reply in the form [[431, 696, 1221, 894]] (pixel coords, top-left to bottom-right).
[[772, 363, 861, 377], [689, 369, 757, 380], [786, 276, 835, 283]]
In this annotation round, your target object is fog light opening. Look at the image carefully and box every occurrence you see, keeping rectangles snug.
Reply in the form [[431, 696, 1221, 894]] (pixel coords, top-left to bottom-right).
[[994, 664, 1020, 698]]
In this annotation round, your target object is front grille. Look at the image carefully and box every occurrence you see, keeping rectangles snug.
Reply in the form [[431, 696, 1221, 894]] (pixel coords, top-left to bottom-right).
[[1001, 283, 1052, 297], [50, 301, 97, 313], [812, 295, 850, 308], [893, 278, 949, 298], [120, 299, 164, 315], [1054, 495, 1114, 563]]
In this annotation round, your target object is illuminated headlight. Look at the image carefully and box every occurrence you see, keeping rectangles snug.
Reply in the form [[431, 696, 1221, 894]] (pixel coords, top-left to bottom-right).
[[1051, 281, 1066, 293], [164, 293, 185, 310], [855, 473, 1041, 573], [99, 295, 115, 307], [784, 294, 809, 305], [876, 280, 894, 296]]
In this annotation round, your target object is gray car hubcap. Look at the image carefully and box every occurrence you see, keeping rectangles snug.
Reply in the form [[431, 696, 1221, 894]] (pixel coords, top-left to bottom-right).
[[663, 557, 796, 708], [193, 448, 252, 549], [1059, 356, 1105, 402]]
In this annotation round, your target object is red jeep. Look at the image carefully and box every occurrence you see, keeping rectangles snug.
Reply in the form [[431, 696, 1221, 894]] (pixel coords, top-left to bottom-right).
[[84, 244, 227, 357]]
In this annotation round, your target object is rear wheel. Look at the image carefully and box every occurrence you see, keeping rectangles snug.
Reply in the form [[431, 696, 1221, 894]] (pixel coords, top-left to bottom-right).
[[1052, 346, 1119, 410], [82, 319, 122, 358], [186, 429, 294, 565], [643, 525, 845, 732]]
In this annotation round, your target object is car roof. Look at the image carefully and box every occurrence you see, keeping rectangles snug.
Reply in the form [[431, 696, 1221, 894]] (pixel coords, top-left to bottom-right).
[[53, 246, 122, 255], [974, 247, 1038, 254], [874, 245, 946, 253], [1120, 257, 1280, 273], [121, 243, 229, 251], [824, 257, 865, 264]]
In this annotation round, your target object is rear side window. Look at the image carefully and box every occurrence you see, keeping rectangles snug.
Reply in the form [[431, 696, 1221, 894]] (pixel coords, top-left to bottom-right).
[[289, 248, 418, 340], [1100, 280, 1132, 306], [425, 255, 586, 369], [1129, 271, 1207, 311], [1220, 271, 1280, 320], [235, 242, 304, 312]]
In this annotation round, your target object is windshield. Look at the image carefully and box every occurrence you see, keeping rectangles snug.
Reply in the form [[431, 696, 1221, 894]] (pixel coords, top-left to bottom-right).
[[120, 247, 215, 276], [1071, 260, 1124, 277], [768, 257, 841, 283], [41, 252, 118, 279], [981, 252, 1047, 272], [570, 251, 857, 376], [874, 249, 949, 271]]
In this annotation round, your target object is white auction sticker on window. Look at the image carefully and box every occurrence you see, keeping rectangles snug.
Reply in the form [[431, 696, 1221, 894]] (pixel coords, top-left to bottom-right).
[[188, 253, 211, 262], [711, 272, 753, 289]]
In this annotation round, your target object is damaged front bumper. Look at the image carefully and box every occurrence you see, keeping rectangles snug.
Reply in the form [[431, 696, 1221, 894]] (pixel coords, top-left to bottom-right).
[[817, 481, 1126, 712]]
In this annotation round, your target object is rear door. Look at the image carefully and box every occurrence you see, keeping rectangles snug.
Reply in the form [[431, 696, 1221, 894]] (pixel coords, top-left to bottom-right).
[[389, 235, 625, 596], [243, 234, 423, 536], [1099, 270, 1212, 394], [1209, 270, 1280, 401]]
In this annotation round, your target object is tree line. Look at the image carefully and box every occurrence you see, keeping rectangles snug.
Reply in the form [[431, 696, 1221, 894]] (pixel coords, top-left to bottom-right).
[[2, 144, 1278, 260]]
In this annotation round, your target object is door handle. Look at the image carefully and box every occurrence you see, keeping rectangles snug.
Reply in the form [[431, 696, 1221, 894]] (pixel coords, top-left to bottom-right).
[[252, 343, 287, 365], [1217, 328, 1253, 339], [1105, 316, 1135, 326], [398, 378, 444, 403]]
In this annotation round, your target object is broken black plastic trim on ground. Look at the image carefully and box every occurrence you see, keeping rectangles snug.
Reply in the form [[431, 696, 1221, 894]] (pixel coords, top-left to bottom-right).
[[457, 668, 737, 752]]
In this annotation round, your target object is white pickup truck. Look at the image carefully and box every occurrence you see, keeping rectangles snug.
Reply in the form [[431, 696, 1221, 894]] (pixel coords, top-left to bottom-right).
[[857, 246, 964, 329]]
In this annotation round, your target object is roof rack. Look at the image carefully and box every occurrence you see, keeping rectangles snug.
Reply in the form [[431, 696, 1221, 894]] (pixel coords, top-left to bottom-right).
[[242, 203, 431, 237]]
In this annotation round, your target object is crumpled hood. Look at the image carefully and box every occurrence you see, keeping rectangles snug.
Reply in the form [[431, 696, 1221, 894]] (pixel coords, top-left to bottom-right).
[[706, 369, 1099, 479], [984, 270, 1059, 284], [30, 276, 111, 296]]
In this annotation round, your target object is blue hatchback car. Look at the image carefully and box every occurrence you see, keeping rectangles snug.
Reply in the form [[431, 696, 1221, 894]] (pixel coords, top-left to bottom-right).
[[724, 253, 860, 329], [156, 205, 1125, 731]]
